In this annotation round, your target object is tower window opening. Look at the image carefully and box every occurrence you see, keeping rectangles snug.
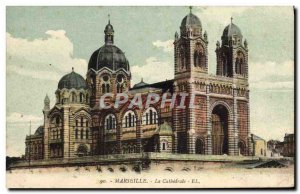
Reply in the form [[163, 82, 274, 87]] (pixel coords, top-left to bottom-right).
[[79, 93, 84, 103]]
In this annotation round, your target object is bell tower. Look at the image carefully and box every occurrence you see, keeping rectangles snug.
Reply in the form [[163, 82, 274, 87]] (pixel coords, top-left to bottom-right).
[[173, 7, 209, 154], [174, 6, 208, 80], [216, 18, 248, 79]]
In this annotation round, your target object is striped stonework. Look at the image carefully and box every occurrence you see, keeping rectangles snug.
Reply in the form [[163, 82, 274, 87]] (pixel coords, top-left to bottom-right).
[[136, 119, 142, 153], [116, 123, 122, 154]]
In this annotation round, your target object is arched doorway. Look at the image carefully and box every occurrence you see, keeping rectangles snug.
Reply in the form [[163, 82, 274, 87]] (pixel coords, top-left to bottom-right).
[[238, 141, 246, 156], [211, 104, 229, 155], [77, 144, 88, 157], [195, 138, 205, 154]]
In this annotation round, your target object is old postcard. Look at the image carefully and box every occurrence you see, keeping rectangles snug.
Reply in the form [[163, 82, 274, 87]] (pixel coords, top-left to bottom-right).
[[6, 6, 295, 189]]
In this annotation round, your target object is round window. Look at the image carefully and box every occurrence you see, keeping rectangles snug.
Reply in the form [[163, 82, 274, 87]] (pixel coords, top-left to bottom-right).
[[117, 74, 124, 83], [103, 75, 109, 82]]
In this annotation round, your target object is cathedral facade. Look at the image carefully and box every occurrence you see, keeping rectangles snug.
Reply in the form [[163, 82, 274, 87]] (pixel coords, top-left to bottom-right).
[[25, 9, 251, 161]]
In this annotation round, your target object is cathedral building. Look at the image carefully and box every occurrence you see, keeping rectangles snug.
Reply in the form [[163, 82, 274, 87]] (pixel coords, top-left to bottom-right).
[[25, 9, 251, 161]]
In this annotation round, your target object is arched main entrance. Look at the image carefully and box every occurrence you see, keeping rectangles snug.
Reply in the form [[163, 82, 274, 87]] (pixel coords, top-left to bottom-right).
[[211, 104, 229, 155], [195, 138, 205, 154]]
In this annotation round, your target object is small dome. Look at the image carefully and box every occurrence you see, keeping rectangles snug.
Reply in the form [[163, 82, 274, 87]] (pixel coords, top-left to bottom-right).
[[105, 23, 114, 32], [34, 126, 44, 136], [133, 78, 148, 88], [155, 121, 173, 136], [222, 23, 243, 38], [181, 12, 201, 28], [180, 8, 202, 37], [58, 69, 87, 90], [221, 20, 243, 46], [88, 45, 129, 71]]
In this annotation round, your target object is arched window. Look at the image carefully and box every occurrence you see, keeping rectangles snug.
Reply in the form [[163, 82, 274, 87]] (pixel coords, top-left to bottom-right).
[[75, 128, 78, 139], [179, 45, 186, 69], [181, 56, 185, 69], [71, 92, 76, 102], [50, 116, 62, 140], [56, 117, 60, 126], [194, 44, 205, 68], [161, 140, 168, 151], [106, 84, 110, 93], [104, 114, 116, 131], [235, 51, 245, 75], [77, 144, 88, 157], [220, 51, 231, 77], [112, 117, 116, 129], [117, 84, 123, 93], [80, 117, 83, 127], [150, 110, 153, 124], [117, 74, 124, 93], [101, 75, 111, 94], [194, 51, 201, 67], [146, 113, 149, 125], [239, 58, 244, 74], [128, 113, 132, 126], [86, 130, 89, 139], [102, 84, 106, 93], [142, 107, 158, 125], [109, 116, 113, 129], [122, 111, 136, 128], [79, 93, 84, 103]]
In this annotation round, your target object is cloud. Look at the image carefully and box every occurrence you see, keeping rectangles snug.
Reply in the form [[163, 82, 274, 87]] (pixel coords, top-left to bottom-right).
[[131, 57, 174, 85], [6, 30, 87, 81], [152, 40, 174, 53], [7, 112, 42, 124], [249, 60, 294, 90], [7, 65, 61, 82]]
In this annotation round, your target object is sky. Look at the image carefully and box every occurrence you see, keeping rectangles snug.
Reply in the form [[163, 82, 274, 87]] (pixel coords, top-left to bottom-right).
[[6, 6, 294, 156]]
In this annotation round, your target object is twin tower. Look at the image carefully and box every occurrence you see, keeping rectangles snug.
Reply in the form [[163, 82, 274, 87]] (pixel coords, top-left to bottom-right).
[[174, 8, 248, 80]]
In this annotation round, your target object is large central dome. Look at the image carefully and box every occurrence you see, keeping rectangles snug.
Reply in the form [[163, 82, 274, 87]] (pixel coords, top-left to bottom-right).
[[88, 44, 129, 71], [88, 20, 130, 72]]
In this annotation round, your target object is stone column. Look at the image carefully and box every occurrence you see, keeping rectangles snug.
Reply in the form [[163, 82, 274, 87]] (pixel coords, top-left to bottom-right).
[[63, 107, 70, 158], [246, 90, 252, 156], [228, 118, 235, 156], [173, 132, 178, 153], [172, 92, 180, 153], [205, 82, 212, 155], [233, 85, 239, 156], [136, 119, 142, 153], [68, 113, 75, 158], [187, 82, 196, 154], [187, 130, 195, 154], [43, 110, 50, 160], [116, 123, 122, 154]]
